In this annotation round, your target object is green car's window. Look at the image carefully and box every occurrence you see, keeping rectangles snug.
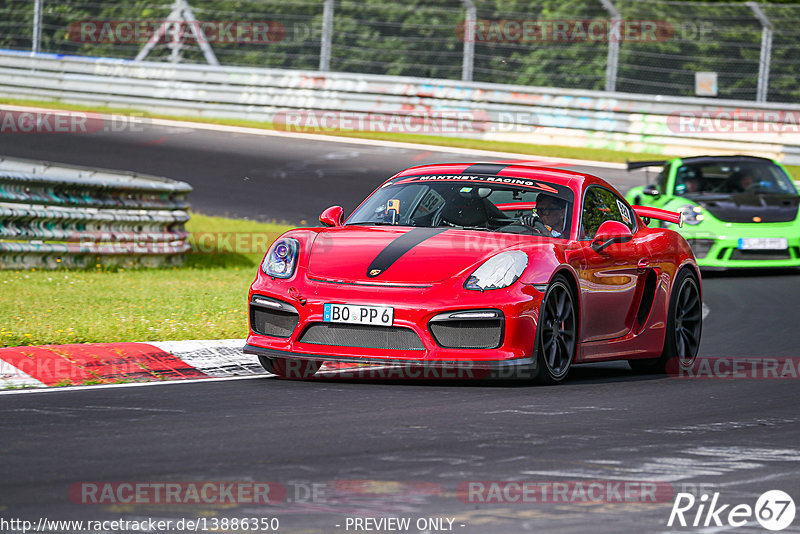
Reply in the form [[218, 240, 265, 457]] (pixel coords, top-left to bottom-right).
[[674, 161, 796, 195]]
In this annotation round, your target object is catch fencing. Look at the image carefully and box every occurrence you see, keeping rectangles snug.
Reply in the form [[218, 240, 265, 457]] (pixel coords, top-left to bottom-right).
[[0, 156, 192, 269]]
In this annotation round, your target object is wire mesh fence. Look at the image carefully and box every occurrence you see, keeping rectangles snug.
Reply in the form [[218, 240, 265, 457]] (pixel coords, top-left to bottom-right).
[[614, 1, 763, 100], [1, 0, 799, 103]]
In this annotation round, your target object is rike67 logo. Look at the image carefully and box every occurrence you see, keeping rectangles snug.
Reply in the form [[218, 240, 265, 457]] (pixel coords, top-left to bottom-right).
[[668, 490, 796, 531]]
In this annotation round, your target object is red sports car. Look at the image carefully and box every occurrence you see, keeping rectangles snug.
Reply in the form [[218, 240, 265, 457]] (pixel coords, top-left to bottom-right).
[[244, 163, 702, 384]]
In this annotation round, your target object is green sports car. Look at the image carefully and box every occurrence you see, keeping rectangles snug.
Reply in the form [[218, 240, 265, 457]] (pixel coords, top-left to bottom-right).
[[625, 155, 800, 269]]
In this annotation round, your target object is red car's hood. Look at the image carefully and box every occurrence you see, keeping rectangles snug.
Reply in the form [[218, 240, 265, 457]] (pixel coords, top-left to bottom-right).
[[307, 226, 533, 284]]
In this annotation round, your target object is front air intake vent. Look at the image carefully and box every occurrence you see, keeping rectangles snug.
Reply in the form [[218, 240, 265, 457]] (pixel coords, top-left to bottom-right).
[[428, 310, 504, 349], [250, 296, 299, 338], [299, 323, 425, 350]]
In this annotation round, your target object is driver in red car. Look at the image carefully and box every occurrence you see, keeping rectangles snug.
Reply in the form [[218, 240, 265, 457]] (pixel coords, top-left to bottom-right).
[[520, 194, 567, 237]]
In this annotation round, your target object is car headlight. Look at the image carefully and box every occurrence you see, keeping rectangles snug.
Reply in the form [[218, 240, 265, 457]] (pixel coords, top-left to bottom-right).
[[465, 250, 528, 291], [679, 204, 704, 226], [262, 238, 299, 278]]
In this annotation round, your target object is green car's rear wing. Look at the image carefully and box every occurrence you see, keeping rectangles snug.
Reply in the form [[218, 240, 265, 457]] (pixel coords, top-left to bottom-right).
[[626, 160, 667, 171]]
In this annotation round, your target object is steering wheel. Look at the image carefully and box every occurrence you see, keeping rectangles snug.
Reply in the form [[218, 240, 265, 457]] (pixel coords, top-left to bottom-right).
[[744, 181, 771, 193], [507, 214, 552, 236]]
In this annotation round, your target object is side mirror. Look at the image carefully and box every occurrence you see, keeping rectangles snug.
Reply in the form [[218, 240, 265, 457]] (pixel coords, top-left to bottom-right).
[[643, 184, 660, 197], [319, 206, 344, 227], [591, 220, 633, 253]]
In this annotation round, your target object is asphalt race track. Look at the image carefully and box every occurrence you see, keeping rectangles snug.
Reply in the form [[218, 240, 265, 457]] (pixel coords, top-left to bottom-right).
[[2, 122, 800, 533]]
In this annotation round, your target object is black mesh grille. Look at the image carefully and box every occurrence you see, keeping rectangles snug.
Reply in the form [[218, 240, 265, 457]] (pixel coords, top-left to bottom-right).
[[251, 307, 299, 338], [730, 249, 791, 261], [299, 323, 424, 350], [429, 320, 503, 349], [687, 239, 715, 259]]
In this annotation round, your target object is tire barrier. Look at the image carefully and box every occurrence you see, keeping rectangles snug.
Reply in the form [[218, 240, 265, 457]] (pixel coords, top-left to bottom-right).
[[0, 156, 192, 269], [1, 50, 800, 163]]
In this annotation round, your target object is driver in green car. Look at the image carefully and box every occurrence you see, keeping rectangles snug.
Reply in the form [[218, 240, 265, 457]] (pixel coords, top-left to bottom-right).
[[729, 171, 755, 193]]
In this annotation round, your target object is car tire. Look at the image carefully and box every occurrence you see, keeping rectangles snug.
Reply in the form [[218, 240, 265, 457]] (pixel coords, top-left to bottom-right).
[[534, 277, 578, 385], [628, 268, 702, 374], [258, 356, 320, 379]]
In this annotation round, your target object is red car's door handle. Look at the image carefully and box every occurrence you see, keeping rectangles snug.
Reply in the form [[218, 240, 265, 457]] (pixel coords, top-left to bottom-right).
[[637, 259, 650, 273]]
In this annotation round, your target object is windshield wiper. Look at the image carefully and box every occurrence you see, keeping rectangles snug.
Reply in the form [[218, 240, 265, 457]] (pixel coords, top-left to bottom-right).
[[441, 225, 495, 232]]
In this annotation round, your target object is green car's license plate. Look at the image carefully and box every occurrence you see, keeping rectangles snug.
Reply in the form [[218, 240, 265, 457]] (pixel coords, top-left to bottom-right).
[[737, 238, 788, 250]]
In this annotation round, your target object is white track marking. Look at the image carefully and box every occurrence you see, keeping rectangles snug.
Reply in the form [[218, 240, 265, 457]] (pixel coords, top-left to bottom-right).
[[521, 446, 800, 483], [0, 374, 270, 396], [0, 360, 46, 389]]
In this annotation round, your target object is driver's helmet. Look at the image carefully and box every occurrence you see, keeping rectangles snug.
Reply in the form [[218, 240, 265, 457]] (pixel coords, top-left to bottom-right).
[[675, 166, 702, 194]]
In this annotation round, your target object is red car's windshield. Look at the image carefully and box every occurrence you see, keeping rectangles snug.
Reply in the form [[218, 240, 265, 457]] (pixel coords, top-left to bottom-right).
[[346, 177, 575, 238]]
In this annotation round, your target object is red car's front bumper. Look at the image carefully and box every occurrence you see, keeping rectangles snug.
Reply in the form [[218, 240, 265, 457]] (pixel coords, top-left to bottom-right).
[[245, 271, 544, 370]]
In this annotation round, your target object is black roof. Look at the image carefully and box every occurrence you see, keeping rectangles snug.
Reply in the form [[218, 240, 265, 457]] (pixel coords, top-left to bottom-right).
[[677, 155, 775, 166]]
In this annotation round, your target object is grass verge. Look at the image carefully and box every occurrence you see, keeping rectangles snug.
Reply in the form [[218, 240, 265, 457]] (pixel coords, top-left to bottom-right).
[[0, 214, 291, 347]]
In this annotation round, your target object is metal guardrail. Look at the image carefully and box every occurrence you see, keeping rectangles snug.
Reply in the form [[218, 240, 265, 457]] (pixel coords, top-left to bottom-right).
[[0, 156, 192, 269], [1, 51, 800, 164]]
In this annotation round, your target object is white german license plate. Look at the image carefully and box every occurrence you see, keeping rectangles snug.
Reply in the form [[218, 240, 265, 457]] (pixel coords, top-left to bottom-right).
[[737, 238, 788, 250], [323, 303, 393, 326]]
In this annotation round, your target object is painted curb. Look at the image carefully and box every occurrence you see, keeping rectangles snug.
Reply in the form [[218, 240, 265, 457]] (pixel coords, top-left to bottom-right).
[[0, 339, 259, 389], [0, 339, 376, 390]]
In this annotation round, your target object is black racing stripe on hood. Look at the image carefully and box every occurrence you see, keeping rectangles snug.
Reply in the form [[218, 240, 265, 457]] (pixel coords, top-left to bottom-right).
[[367, 228, 448, 278], [462, 163, 510, 175]]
